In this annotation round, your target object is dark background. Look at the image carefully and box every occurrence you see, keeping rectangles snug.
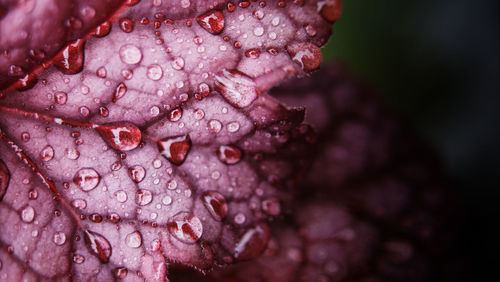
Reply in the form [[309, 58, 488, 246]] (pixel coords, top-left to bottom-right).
[[322, 0, 499, 280]]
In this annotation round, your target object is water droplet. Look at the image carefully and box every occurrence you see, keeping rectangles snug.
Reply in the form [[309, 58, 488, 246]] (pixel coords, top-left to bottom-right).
[[28, 189, 38, 200], [109, 213, 121, 223], [227, 122, 240, 133], [0, 160, 9, 201], [196, 10, 225, 34], [71, 199, 87, 210], [245, 48, 260, 59], [53, 232, 67, 246], [136, 189, 153, 206], [40, 145, 54, 161], [150, 106, 160, 116], [73, 254, 85, 264], [84, 230, 112, 263], [286, 43, 322, 72], [73, 168, 100, 191], [153, 159, 162, 168], [215, 70, 257, 108], [90, 213, 103, 223], [305, 24, 317, 36], [53, 40, 85, 74], [168, 107, 183, 122], [180, 0, 191, 8], [208, 119, 222, 133], [99, 106, 109, 117], [167, 212, 203, 244], [20, 205, 35, 223], [79, 106, 90, 117], [129, 165, 146, 183], [121, 69, 133, 80], [233, 224, 270, 260], [271, 16, 280, 26], [114, 267, 128, 279], [319, 0, 343, 22], [253, 10, 265, 19], [261, 197, 280, 216], [162, 195, 172, 205], [158, 135, 191, 165], [65, 148, 80, 160], [119, 44, 142, 65], [193, 109, 205, 120], [119, 17, 134, 32], [171, 57, 185, 70], [253, 26, 264, 36], [125, 231, 142, 248], [113, 82, 127, 102], [167, 179, 177, 190], [21, 132, 30, 142], [234, 213, 246, 224], [217, 145, 243, 165], [147, 64, 163, 80], [94, 21, 111, 37], [202, 191, 228, 221], [115, 190, 128, 203], [95, 122, 142, 151], [96, 66, 107, 78], [54, 91, 68, 104]]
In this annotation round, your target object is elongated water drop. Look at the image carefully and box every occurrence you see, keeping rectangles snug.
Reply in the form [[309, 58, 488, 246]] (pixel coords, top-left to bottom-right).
[[84, 230, 112, 263], [157, 135, 191, 165], [95, 122, 141, 151]]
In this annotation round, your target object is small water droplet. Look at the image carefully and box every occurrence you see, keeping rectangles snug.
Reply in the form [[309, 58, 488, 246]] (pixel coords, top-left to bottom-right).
[[215, 70, 258, 108], [167, 212, 203, 244], [119, 44, 142, 65], [71, 199, 87, 210], [73, 168, 100, 191], [96, 66, 107, 78], [115, 190, 128, 203], [113, 82, 127, 102], [129, 165, 146, 183], [227, 122, 240, 133], [79, 106, 90, 117], [286, 43, 322, 72], [208, 119, 222, 133], [21, 132, 30, 142], [158, 135, 191, 165], [94, 21, 111, 37], [40, 145, 54, 161], [20, 205, 35, 223], [193, 109, 205, 120], [65, 148, 80, 160], [217, 145, 243, 165], [196, 10, 225, 34], [271, 16, 280, 26], [147, 64, 163, 80], [253, 10, 265, 19], [114, 267, 128, 279], [171, 57, 185, 70], [168, 107, 183, 122], [234, 213, 246, 224], [73, 254, 85, 264], [54, 91, 68, 104], [95, 122, 142, 151], [0, 160, 9, 201], [253, 26, 264, 36], [202, 191, 228, 221], [162, 195, 172, 205], [119, 17, 134, 32], [125, 231, 142, 248], [28, 189, 38, 200], [262, 197, 280, 216], [136, 189, 153, 206], [84, 230, 112, 263], [53, 232, 67, 245]]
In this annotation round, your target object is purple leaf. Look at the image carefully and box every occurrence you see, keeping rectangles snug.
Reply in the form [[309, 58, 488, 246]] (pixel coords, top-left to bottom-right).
[[0, 0, 335, 280]]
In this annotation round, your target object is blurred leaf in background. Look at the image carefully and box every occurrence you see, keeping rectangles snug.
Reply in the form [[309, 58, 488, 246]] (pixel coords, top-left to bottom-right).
[[321, 0, 499, 280]]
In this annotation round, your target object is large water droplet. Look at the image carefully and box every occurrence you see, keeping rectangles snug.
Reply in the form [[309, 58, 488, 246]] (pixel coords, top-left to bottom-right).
[[125, 231, 142, 248], [73, 168, 100, 191], [157, 135, 191, 165], [119, 44, 142, 65], [215, 70, 258, 108], [233, 224, 270, 260], [167, 212, 203, 244], [196, 10, 225, 34], [40, 145, 55, 161], [84, 230, 112, 263], [286, 43, 322, 72], [129, 165, 146, 183], [95, 122, 142, 151], [53, 40, 85, 74], [136, 189, 153, 206], [217, 145, 242, 165], [201, 191, 228, 221], [53, 231, 67, 246], [20, 205, 35, 223], [318, 0, 343, 22], [147, 64, 163, 80]]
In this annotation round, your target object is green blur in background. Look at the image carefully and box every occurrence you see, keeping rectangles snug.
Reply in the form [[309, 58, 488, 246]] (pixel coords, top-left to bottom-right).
[[321, 0, 499, 279]]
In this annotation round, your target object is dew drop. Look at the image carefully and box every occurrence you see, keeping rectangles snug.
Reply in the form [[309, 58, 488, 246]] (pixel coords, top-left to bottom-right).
[[95, 122, 142, 151], [71, 199, 87, 210], [20, 205, 35, 223], [54, 91, 68, 104], [136, 189, 153, 206], [115, 190, 128, 203], [208, 119, 222, 133], [319, 0, 343, 22], [215, 70, 258, 108], [217, 145, 243, 165], [234, 213, 246, 224], [79, 106, 90, 117], [253, 26, 264, 36], [84, 230, 112, 263], [261, 197, 280, 216], [53, 232, 67, 246], [96, 66, 107, 78], [286, 43, 322, 72], [129, 165, 146, 183], [147, 64, 163, 80], [113, 82, 127, 102], [73, 254, 85, 264], [114, 267, 128, 279], [171, 57, 185, 70], [40, 145, 54, 161], [158, 135, 192, 165], [196, 10, 225, 34], [167, 212, 203, 244], [65, 148, 80, 160], [202, 191, 228, 221], [162, 195, 172, 205], [53, 40, 85, 74], [28, 188, 38, 200], [119, 44, 142, 65], [125, 231, 142, 248], [21, 132, 30, 142], [119, 17, 134, 32], [168, 107, 183, 122], [227, 122, 240, 133], [233, 224, 270, 260], [73, 168, 100, 192]]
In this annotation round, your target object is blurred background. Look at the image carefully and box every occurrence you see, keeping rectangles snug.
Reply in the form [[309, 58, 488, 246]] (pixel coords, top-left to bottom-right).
[[321, 0, 499, 280]]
